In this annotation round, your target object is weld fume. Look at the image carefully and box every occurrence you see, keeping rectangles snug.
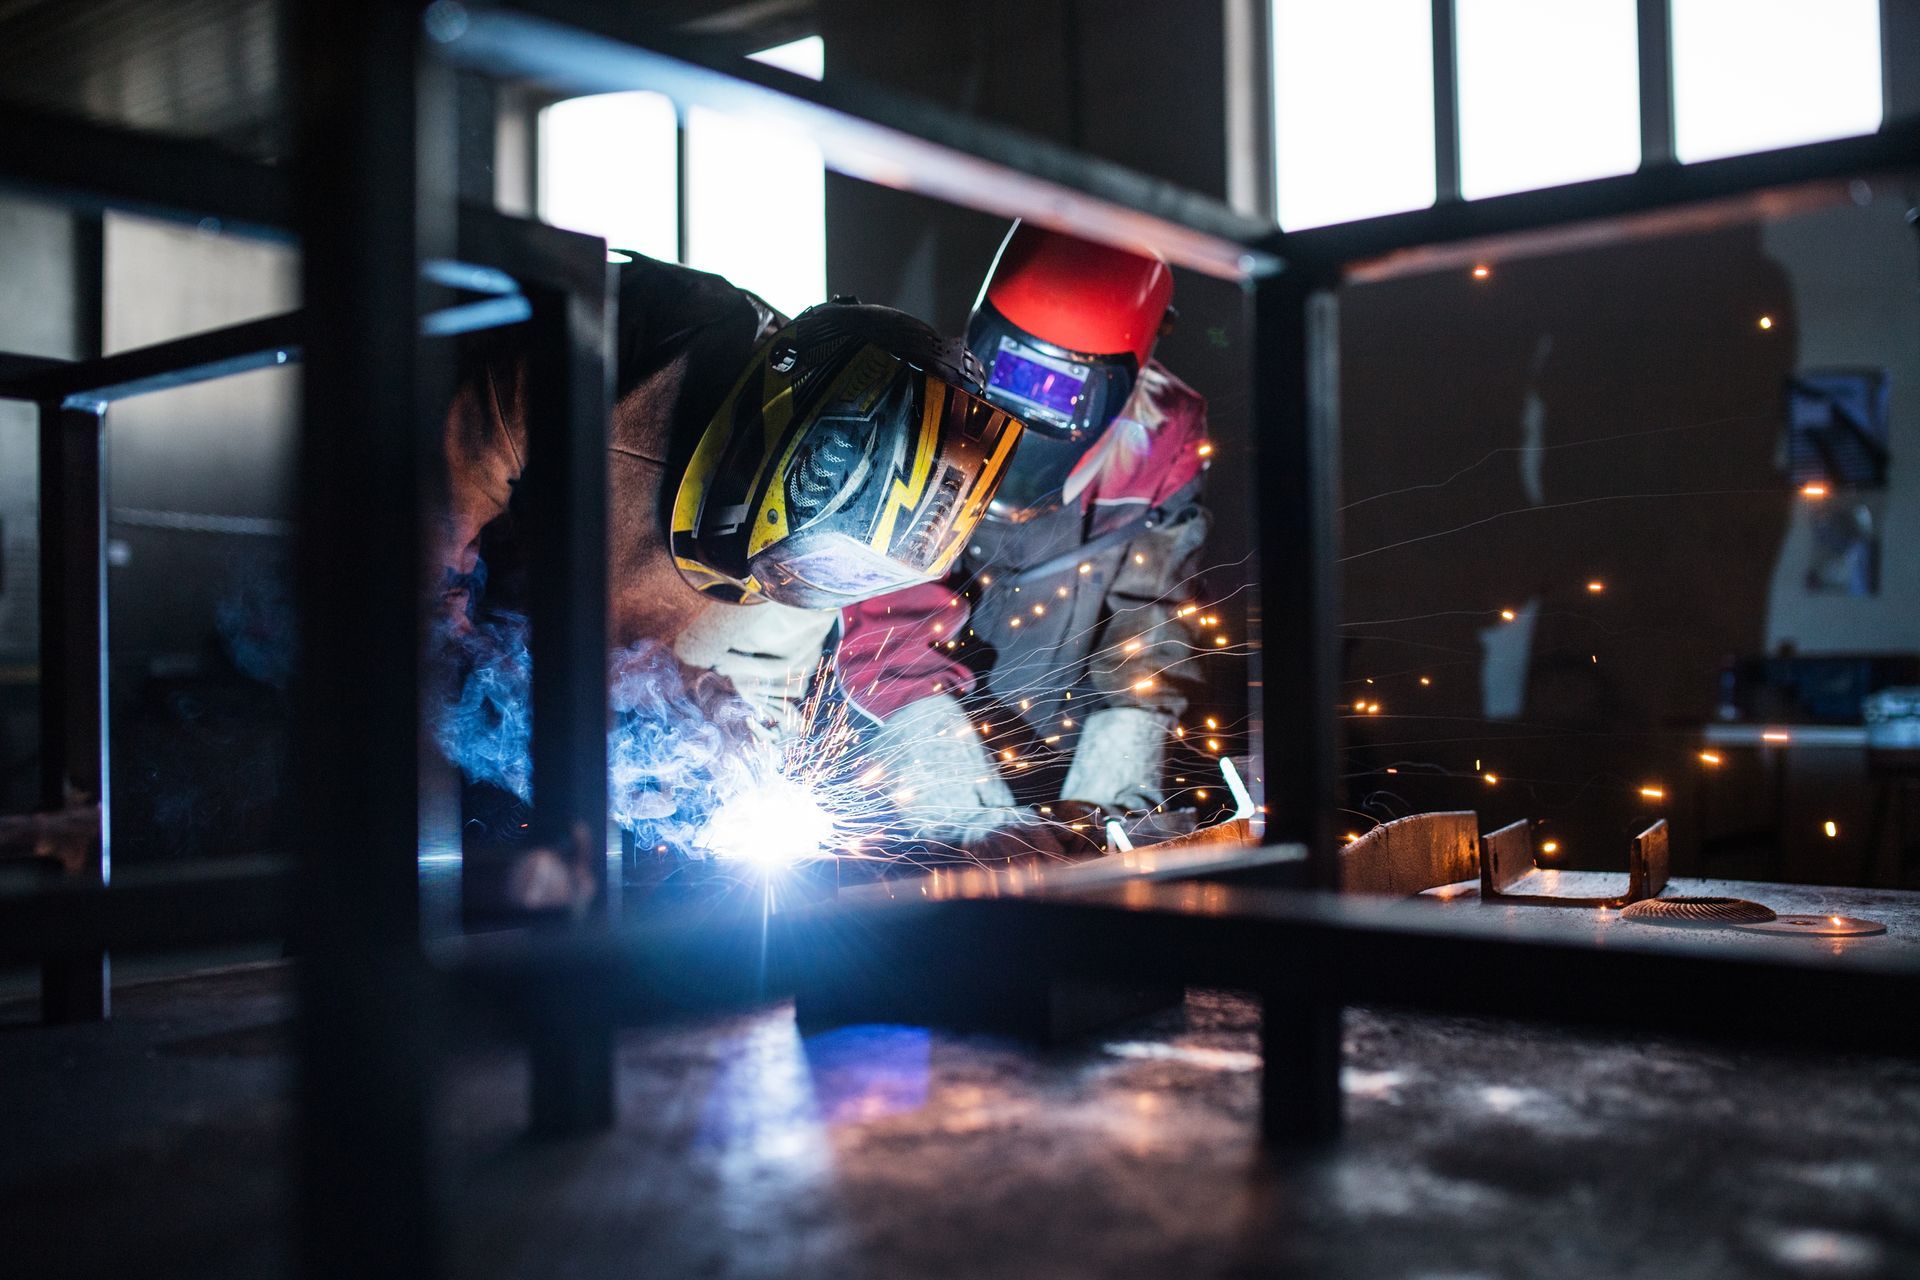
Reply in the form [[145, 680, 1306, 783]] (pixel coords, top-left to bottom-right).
[[431, 606, 769, 853]]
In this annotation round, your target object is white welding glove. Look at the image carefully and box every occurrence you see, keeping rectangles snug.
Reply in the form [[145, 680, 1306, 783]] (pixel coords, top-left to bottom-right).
[[866, 693, 1060, 856], [1059, 706, 1171, 812]]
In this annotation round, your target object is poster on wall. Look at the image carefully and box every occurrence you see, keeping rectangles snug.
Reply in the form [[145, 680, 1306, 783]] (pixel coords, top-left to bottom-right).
[[1787, 368, 1889, 490]]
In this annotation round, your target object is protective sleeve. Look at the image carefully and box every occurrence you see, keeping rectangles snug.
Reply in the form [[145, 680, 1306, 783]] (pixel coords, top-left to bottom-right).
[[836, 581, 977, 722], [1086, 491, 1213, 719]]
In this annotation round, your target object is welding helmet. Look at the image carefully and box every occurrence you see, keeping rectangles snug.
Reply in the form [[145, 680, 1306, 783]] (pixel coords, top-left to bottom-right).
[[671, 301, 1026, 609], [966, 222, 1174, 520]]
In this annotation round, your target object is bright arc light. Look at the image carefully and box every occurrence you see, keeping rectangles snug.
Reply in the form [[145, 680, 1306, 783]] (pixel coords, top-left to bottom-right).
[[696, 773, 834, 873]]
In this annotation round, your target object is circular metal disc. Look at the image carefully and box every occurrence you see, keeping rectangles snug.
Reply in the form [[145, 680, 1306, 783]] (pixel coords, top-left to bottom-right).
[[1730, 914, 1887, 938]]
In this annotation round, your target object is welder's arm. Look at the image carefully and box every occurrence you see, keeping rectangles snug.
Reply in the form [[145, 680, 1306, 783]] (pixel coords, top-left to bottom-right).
[[674, 601, 838, 736], [864, 693, 1095, 860], [1061, 500, 1212, 810]]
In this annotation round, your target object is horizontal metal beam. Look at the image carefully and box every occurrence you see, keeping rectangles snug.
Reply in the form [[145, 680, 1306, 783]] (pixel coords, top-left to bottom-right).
[[0, 857, 290, 958], [437, 1, 1283, 280], [0, 292, 533, 408], [972, 885, 1920, 1057], [1293, 122, 1920, 277], [0, 103, 291, 240], [0, 314, 303, 409]]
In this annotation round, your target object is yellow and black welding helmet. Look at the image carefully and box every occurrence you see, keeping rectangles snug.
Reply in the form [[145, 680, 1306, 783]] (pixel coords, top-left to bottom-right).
[[671, 300, 1026, 609]]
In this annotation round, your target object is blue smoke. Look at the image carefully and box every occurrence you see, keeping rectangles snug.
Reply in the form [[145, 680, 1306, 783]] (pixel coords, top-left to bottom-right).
[[431, 608, 535, 803], [430, 598, 766, 853]]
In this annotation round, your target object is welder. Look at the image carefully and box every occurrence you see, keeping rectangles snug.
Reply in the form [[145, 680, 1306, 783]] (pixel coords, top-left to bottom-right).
[[438, 252, 1020, 700], [838, 224, 1215, 856], [434, 252, 1025, 883]]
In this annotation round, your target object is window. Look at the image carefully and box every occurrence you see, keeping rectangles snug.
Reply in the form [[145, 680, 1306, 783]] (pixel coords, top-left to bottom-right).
[[537, 91, 679, 264], [1269, 0, 1889, 227], [1670, 0, 1882, 163], [1270, 0, 1436, 231], [537, 36, 827, 318], [1455, 0, 1641, 199]]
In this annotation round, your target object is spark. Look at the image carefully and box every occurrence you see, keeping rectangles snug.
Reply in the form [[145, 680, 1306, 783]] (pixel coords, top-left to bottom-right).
[[1800, 481, 1829, 499], [1586, 580, 1605, 593], [1483, 772, 1498, 785], [1419, 676, 1432, 686], [1639, 786, 1664, 800], [1762, 730, 1791, 743], [1824, 820, 1838, 838], [1197, 442, 1215, 457], [1540, 840, 1560, 854], [1078, 562, 1092, 575], [1499, 608, 1516, 622], [1698, 751, 1721, 765], [1758, 314, 1773, 330], [1471, 263, 1491, 280]]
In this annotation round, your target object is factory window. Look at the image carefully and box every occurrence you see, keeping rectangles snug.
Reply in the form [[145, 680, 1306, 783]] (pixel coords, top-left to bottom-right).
[[536, 36, 827, 318], [1269, 0, 1886, 226], [1269, 0, 1437, 231], [1455, 0, 1642, 199], [1670, 0, 1883, 163]]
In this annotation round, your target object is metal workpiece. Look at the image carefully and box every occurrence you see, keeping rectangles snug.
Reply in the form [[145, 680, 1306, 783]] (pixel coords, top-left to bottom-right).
[[430, 0, 1283, 280]]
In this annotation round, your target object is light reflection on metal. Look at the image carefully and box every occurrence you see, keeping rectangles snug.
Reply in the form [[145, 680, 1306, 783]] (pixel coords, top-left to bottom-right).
[[1220, 757, 1255, 820], [439, 6, 1281, 280]]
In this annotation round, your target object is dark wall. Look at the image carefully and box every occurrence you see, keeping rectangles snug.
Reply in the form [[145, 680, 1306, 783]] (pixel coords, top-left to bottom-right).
[[1338, 226, 1799, 869]]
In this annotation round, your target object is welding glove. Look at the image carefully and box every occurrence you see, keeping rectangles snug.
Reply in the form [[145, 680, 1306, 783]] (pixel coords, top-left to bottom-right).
[[868, 693, 1080, 859], [1059, 706, 1171, 813]]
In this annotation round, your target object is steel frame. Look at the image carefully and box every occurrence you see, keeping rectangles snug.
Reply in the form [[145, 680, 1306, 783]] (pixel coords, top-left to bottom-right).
[[0, 2, 1916, 1275]]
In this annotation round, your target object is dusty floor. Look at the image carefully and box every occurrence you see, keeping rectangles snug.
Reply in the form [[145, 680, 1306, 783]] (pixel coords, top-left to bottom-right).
[[4, 962, 1920, 1279]]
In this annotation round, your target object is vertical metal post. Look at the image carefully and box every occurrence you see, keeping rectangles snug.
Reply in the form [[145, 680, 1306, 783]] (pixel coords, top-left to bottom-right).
[[1248, 270, 1342, 878], [1260, 987, 1343, 1146], [36, 400, 109, 1024], [522, 254, 614, 1136], [1247, 265, 1344, 1143], [290, 1, 449, 1274], [1637, 0, 1675, 168], [1431, 0, 1461, 204]]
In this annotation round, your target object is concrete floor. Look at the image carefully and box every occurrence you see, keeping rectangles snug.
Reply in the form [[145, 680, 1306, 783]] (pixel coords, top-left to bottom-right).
[[4, 963, 1920, 1280]]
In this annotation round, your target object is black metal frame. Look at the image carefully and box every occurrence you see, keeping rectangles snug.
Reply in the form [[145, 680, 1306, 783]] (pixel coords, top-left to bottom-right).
[[0, 1, 1917, 1274]]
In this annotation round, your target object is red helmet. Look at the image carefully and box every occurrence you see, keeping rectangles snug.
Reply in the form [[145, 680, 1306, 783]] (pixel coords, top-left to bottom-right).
[[966, 223, 1174, 518]]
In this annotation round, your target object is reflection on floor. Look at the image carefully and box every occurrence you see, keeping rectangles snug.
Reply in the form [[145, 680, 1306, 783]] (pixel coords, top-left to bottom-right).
[[4, 964, 1919, 1278]]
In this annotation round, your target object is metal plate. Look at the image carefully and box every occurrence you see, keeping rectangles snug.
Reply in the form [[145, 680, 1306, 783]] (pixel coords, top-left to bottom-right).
[[1731, 914, 1887, 938]]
